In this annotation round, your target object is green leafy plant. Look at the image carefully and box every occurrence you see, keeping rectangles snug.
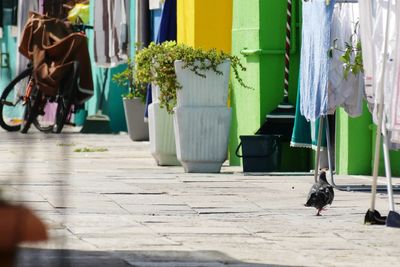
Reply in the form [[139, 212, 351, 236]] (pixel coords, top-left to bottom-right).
[[134, 41, 250, 113], [74, 147, 108, 153], [113, 58, 147, 102], [57, 143, 76, 147], [328, 21, 364, 80]]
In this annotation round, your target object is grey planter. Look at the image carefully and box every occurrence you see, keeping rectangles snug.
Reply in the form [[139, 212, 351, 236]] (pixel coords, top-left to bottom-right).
[[123, 98, 149, 141]]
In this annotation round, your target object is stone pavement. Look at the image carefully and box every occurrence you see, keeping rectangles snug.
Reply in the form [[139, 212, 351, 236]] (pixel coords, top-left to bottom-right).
[[1, 130, 400, 267]]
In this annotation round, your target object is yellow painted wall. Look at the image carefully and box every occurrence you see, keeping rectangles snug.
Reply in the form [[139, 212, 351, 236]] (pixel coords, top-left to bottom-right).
[[177, 0, 195, 46], [177, 0, 232, 53]]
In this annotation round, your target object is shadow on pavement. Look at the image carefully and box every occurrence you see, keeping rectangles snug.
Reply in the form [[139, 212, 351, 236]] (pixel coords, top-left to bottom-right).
[[16, 248, 302, 267]]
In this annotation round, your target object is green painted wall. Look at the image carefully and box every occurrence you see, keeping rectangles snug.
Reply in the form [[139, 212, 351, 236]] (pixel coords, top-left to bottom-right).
[[336, 102, 400, 177], [336, 103, 372, 175], [230, 0, 304, 167]]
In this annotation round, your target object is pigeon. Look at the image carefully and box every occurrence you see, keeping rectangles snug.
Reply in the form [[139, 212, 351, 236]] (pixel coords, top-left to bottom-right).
[[305, 171, 334, 216]]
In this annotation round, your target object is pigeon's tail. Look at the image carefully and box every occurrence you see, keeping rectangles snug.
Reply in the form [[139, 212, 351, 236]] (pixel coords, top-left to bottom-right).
[[304, 197, 315, 207]]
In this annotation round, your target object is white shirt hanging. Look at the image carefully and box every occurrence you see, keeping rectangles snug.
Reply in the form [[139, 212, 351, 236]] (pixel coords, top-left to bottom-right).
[[328, 3, 364, 117]]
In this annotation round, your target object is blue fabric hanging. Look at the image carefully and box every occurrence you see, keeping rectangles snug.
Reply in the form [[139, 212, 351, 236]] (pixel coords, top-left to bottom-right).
[[299, 0, 335, 121], [156, 0, 176, 43], [144, 0, 176, 118]]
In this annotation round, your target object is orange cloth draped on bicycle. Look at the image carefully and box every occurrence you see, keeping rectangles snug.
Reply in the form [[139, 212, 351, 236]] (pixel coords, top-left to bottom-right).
[[19, 12, 93, 104]]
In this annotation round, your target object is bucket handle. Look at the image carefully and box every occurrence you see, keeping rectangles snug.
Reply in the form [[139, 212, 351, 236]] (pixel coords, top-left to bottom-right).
[[235, 142, 244, 158], [235, 140, 279, 159]]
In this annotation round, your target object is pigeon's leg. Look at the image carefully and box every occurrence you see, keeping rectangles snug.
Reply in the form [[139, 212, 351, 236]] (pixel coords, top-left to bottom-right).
[[316, 209, 322, 216]]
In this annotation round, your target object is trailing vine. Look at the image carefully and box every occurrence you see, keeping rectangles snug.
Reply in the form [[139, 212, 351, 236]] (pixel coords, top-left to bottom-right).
[[134, 41, 250, 113], [328, 21, 364, 80]]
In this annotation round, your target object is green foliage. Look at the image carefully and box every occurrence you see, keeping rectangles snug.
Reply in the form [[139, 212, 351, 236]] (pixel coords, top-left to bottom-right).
[[112, 58, 147, 102], [74, 147, 108, 153], [57, 143, 76, 147], [328, 22, 364, 80], [134, 41, 250, 113]]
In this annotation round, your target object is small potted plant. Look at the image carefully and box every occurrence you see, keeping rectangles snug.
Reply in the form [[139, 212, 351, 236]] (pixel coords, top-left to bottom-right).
[[135, 41, 249, 172], [113, 59, 149, 142]]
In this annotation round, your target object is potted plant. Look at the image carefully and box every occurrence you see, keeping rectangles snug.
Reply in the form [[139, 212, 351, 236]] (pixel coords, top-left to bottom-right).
[[135, 41, 249, 172], [113, 59, 149, 142], [134, 42, 181, 166]]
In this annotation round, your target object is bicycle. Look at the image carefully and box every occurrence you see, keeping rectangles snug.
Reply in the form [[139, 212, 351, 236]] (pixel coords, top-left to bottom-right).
[[0, 66, 53, 132], [0, 23, 92, 134]]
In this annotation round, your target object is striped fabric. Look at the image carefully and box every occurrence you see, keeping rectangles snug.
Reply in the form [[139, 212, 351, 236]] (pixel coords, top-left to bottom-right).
[[94, 0, 130, 67]]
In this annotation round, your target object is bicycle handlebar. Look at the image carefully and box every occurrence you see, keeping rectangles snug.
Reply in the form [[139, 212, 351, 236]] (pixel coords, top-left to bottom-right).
[[71, 24, 93, 33]]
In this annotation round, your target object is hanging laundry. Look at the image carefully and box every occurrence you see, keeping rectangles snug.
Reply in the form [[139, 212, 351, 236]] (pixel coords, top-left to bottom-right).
[[94, 0, 130, 68], [328, 3, 364, 117], [136, 0, 151, 48], [16, 0, 39, 75], [291, 84, 327, 150], [358, 0, 375, 108], [389, 2, 400, 142], [149, 0, 162, 10], [359, 0, 400, 147], [361, 1, 396, 122], [299, 0, 335, 121], [39, 0, 44, 13]]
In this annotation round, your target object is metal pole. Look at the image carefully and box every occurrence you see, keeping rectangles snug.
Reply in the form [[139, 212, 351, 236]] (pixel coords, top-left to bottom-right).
[[382, 126, 395, 211], [370, 2, 391, 212], [283, 0, 293, 100], [325, 115, 337, 187], [314, 116, 324, 183]]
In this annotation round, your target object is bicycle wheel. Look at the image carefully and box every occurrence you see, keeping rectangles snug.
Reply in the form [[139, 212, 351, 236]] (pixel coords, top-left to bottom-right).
[[53, 62, 79, 134], [0, 68, 32, 132], [20, 84, 43, 134], [33, 99, 55, 133]]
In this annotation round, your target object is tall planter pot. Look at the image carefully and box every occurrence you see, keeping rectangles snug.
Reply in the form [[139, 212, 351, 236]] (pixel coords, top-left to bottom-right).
[[173, 60, 232, 173], [148, 85, 181, 166], [123, 98, 149, 141]]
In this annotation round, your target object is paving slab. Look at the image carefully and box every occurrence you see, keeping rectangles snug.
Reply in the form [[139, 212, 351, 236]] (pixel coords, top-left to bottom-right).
[[0, 129, 400, 266]]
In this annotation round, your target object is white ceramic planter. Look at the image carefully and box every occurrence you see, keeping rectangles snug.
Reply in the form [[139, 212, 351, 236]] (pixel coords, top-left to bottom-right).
[[123, 98, 149, 141], [151, 83, 161, 103], [174, 106, 232, 173], [173, 60, 232, 172], [174, 60, 230, 107], [148, 85, 180, 166]]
